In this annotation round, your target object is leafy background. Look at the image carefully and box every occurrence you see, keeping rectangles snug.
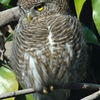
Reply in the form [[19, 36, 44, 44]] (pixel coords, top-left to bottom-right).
[[0, 0, 100, 100]]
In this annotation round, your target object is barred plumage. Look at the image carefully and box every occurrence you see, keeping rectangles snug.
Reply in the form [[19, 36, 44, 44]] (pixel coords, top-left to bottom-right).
[[10, 0, 87, 100], [18, 0, 70, 15]]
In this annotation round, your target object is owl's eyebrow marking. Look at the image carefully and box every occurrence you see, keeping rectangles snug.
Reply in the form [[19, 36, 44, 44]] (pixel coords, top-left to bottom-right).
[[19, 6, 26, 14], [19, 5, 23, 10], [34, 2, 46, 8], [19, 6, 24, 10]]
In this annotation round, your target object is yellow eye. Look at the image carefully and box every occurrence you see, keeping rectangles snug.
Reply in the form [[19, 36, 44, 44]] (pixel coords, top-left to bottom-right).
[[34, 3, 45, 11], [37, 6, 44, 11]]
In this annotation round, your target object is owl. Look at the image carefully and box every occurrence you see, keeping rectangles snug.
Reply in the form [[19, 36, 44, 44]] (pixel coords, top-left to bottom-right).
[[10, 0, 87, 100]]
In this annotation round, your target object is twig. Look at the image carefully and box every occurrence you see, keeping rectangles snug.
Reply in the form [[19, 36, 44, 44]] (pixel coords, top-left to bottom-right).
[[68, 83, 100, 90], [81, 90, 100, 100], [0, 83, 100, 99], [0, 6, 19, 27], [0, 88, 36, 99]]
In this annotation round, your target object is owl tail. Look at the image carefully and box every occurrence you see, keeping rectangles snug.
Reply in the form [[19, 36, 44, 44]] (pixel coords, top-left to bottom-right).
[[33, 89, 70, 100]]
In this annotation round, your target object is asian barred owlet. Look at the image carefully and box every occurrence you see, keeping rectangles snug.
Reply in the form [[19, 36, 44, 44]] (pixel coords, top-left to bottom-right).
[[10, 0, 88, 100]]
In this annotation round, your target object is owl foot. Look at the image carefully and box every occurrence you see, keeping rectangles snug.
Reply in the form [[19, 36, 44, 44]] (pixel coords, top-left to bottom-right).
[[43, 88, 48, 94], [50, 86, 54, 91], [42, 86, 54, 94]]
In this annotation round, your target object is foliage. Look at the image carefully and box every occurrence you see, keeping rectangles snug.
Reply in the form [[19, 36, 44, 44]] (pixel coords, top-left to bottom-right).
[[92, 0, 100, 35], [74, 0, 100, 45], [0, 0, 10, 5], [0, 62, 18, 100], [74, 0, 86, 19]]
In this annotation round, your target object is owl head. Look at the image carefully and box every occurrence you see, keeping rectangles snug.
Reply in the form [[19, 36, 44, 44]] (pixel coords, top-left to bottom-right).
[[17, 0, 69, 22]]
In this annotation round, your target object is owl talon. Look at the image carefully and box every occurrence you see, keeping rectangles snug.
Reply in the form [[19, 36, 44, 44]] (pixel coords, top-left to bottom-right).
[[43, 89, 48, 94], [50, 86, 54, 91]]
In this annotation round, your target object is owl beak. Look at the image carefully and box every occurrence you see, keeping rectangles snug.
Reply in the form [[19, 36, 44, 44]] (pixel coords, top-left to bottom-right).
[[27, 13, 32, 22]]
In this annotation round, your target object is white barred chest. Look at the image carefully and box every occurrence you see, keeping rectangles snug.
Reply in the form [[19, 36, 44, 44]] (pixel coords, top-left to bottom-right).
[[18, 41, 74, 91]]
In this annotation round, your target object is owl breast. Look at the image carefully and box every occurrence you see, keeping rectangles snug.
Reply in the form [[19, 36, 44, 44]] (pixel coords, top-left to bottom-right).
[[10, 14, 87, 92]]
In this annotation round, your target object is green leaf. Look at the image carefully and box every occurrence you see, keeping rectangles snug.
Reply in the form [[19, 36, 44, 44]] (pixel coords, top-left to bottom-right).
[[25, 94, 33, 100], [74, 0, 86, 19], [82, 24, 100, 46], [92, 0, 100, 35], [0, 63, 18, 100], [0, 0, 11, 6], [6, 32, 14, 42]]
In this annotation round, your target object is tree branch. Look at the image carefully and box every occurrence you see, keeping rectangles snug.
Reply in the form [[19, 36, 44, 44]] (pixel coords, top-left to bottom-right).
[[0, 83, 100, 99], [68, 83, 100, 90], [0, 88, 36, 99], [81, 90, 100, 100], [0, 6, 19, 27]]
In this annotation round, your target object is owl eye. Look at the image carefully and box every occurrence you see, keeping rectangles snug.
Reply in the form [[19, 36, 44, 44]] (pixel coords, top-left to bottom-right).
[[34, 3, 45, 11]]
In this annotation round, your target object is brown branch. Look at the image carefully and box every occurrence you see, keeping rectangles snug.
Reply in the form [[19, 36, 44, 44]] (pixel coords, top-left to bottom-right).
[[0, 6, 20, 27], [0, 83, 100, 99], [81, 90, 100, 100]]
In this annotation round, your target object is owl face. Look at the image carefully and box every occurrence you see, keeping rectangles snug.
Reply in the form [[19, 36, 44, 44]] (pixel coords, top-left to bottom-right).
[[19, 2, 57, 20], [18, 0, 68, 22]]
